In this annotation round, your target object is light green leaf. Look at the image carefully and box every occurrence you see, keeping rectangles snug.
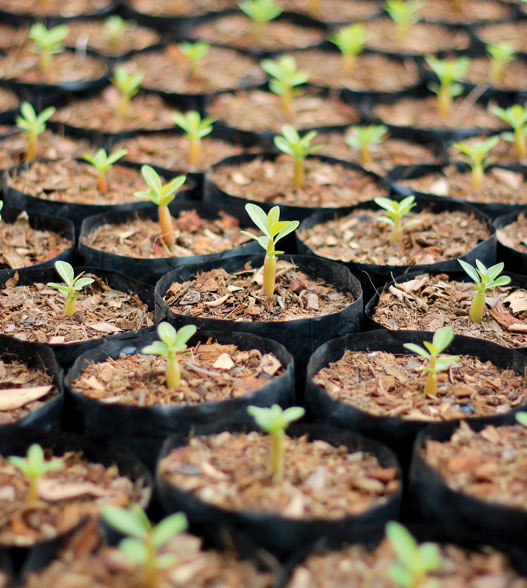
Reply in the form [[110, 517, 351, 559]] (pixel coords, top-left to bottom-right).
[[119, 537, 147, 564], [432, 326, 454, 354], [403, 342, 430, 358], [142, 341, 169, 357], [103, 507, 148, 539], [152, 512, 188, 549], [54, 261, 75, 286]]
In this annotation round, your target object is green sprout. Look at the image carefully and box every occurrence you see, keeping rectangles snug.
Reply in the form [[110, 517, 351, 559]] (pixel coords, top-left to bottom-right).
[[82, 147, 128, 192], [134, 165, 186, 249], [247, 404, 305, 482], [47, 261, 94, 316], [426, 56, 470, 122], [329, 23, 368, 75], [260, 55, 309, 118], [403, 327, 459, 397], [111, 66, 143, 121], [486, 43, 515, 85], [0, 201, 3, 222], [241, 203, 299, 297], [345, 124, 389, 167], [103, 505, 188, 588], [104, 15, 137, 52], [142, 322, 197, 391], [172, 111, 215, 166], [273, 125, 321, 189], [492, 104, 527, 159], [15, 102, 55, 162], [238, 0, 283, 44], [385, 0, 422, 43], [386, 522, 442, 588], [458, 259, 511, 324], [374, 195, 420, 246], [178, 41, 210, 80], [451, 136, 499, 191], [8, 444, 63, 506], [28, 23, 69, 76], [516, 412, 527, 427]]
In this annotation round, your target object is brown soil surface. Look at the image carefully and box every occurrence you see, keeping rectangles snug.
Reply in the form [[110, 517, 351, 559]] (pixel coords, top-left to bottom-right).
[[0, 0, 109, 16], [291, 50, 419, 91], [0, 357, 57, 425], [122, 45, 265, 94], [0, 87, 19, 111], [282, 0, 382, 21], [498, 212, 527, 252], [0, 211, 72, 270], [192, 14, 325, 51], [207, 89, 359, 133], [313, 349, 526, 420], [0, 272, 154, 345], [72, 340, 284, 407], [209, 154, 385, 208], [0, 24, 28, 51], [82, 209, 252, 259], [164, 260, 355, 322], [128, 0, 235, 16], [475, 21, 527, 53], [299, 208, 489, 266], [419, 0, 513, 23], [446, 133, 523, 165], [372, 273, 527, 350], [456, 56, 527, 91], [159, 431, 399, 518], [424, 421, 527, 511]]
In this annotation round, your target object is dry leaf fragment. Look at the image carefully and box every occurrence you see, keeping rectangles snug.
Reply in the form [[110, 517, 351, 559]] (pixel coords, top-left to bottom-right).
[[306, 293, 319, 310], [503, 290, 527, 314], [491, 168, 523, 190], [203, 293, 230, 307], [0, 385, 52, 410], [213, 353, 235, 370], [38, 479, 114, 501], [260, 354, 282, 376], [90, 322, 122, 334], [428, 177, 449, 196]]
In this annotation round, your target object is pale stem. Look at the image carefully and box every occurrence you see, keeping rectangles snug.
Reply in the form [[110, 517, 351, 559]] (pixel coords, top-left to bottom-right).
[[26, 134, 38, 162], [158, 205, 175, 248], [437, 88, 452, 122], [293, 157, 304, 189], [390, 218, 403, 246], [263, 253, 276, 297], [270, 430, 285, 481], [308, 0, 321, 17], [97, 171, 108, 192], [165, 355, 180, 390], [360, 144, 372, 166], [424, 357, 437, 395], [64, 293, 76, 316], [26, 476, 39, 506], [489, 60, 504, 85], [515, 127, 527, 159], [281, 87, 293, 119], [39, 50, 51, 76], [471, 163, 484, 191], [469, 290, 485, 323], [342, 53, 356, 75], [188, 137, 201, 166]]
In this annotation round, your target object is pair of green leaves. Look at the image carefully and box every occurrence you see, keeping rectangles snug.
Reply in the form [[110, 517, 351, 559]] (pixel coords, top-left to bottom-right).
[[238, 0, 282, 23], [404, 326, 458, 375], [261, 56, 309, 96], [112, 66, 143, 100], [173, 111, 215, 140], [8, 444, 63, 481], [47, 261, 94, 298], [458, 259, 511, 294], [142, 323, 196, 359], [16, 102, 55, 137], [273, 125, 321, 161], [426, 56, 470, 100], [374, 195, 420, 229], [329, 23, 367, 57], [241, 203, 299, 256], [134, 165, 186, 208], [82, 148, 128, 174], [28, 23, 68, 54], [248, 404, 305, 434]]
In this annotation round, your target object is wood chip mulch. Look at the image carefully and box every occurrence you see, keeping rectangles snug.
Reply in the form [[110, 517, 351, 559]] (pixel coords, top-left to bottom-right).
[[0, 87, 19, 111], [128, 0, 234, 16], [498, 212, 527, 253], [419, 0, 512, 23], [281, 0, 381, 21], [457, 57, 527, 90], [0, 0, 109, 16], [476, 21, 527, 53], [159, 432, 399, 518], [313, 350, 527, 420]]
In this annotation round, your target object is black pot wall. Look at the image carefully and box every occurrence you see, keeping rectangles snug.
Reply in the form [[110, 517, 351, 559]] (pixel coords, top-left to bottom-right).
[[495, 207, 527, 276]]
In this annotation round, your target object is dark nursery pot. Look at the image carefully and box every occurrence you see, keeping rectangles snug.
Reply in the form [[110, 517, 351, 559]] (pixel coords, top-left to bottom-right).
[[495, 207, 527, 275]]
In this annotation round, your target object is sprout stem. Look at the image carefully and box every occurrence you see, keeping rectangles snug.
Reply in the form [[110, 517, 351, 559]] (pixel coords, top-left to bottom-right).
[[188, 138, 201, 166], [26, 478, 39, 506], [293, 157, 304, 189], [471, 164, 484, 191], [143, 540, 160, 588], [515, 127, 527, 158], [308, 0, 320, 16], [39, 51, 51, 76], [391, 219, 403, 246], [97, 172, 108, 193], [360, 144, 371, 166], [158, 205, 174, 248], [26, 135, 37, 162], [64, 294, 76, 316], [425, 357, 437, 395], [270, 430, 285, 481], [470, 291, 485, 323], [282, 87, 292, 118], [263, 253, 276, 297], [438, 88, 451, 122], [342, 53, 355, 75], [165, 355, 180, 390]]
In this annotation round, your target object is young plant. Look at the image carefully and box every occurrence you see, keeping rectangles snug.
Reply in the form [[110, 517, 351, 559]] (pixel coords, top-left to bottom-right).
[[273, 125, 321, 189], [329, 23, 368, 75], [458, 259, 511, 323], [82, 147, 128, 192], [238, 0, 283, 44], [451, 135, 499, 190], [47, 261, 94, 316], [260, 55, 309, 118], [28, 23, 69, 76], [492, 104, 527, 159], [386, 521, 442, 588], [247, 404, 305, 482], [241, 203, 299, 297], [374, 195, 420, 246], [178, 41, 210, 80], [486, 43, 515, 85], [142, 322, 197, 391], [403, 327, 459, 396], [516, 412, 527, 427], [104, 15, 137, 52], [8, 444, 63, 506], [134, 165, 186, 249], [345, 124, 388, 166], [385, 0, 422, 43], [103, 505, 188, 588], [426, 56, 471, 122], [172, 111, 215, 166], [15, 101, 55, 162], [111, 65, 143, 120]]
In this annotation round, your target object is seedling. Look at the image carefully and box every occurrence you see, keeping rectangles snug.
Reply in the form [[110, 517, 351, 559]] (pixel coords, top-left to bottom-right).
[[0, 201, 3, 221], [345, 124, 388, 166], [403, 327, 459, 396], [178, 41, 210, 80], [329, 23, 368, 74], [241, 203, 299, 297], [516, 412, 527, 427], [385, 0, 422, 43], [386, 522, 442, 588], [103, 505, 188, 588], [47, 261, 94, 316], [172, 111, 215, 166], [492, 104, 527, 159], [260, 55, 309, 118], [15, 102, 55, 162], [28, 23, 68, 76], [238, 0, 283, 44], [451, 135, 499, 190], [247, 404, 305, 482], [458, 259, 511, 323], [111, 66, 143, 120], [134, 165, 186, 249], [8, 444, 63, 506], [82, 147, 128, 192], [273, 125, 321, 189], [142, 322, 197, 391], [374, 195, 420, 246], [104, 15, 137, 52], [486, 43, 515, 85], [426, 56, 470, 122]]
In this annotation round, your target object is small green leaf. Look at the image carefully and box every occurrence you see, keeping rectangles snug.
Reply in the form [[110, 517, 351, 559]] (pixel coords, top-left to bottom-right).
[[403, 342, 430, 358], [119, 537, 148, 564], [142, 341, 169, 357], [516, 412, 527, 427], [174, 324, 197, 348], [141, 165, 162, 194], [245, 203, 271, 236], [54, 261, 75, 286], [431, 326, 454, 354], [458, 259, 480, 283], [103, 507, 148, 539], [152, 512, 188, 549]]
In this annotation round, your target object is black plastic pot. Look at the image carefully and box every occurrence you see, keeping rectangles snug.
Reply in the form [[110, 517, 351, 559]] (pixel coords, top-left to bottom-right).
[[495, 207, 527, 275]]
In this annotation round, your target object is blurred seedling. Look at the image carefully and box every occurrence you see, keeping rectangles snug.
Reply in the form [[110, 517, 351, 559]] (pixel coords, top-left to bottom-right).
[[346, 124, 388, 167], [374, 195, 420, 246], [134, 165, 186, 249], [238, 0, 283, 44], [111, 65, 143, 120], [451, 135, 499, 190], [142, 322, 197, 391], [329, 23, 368, 74], [28, 23, 69, 76], [385, 0, 422, 43], [241, 203, 299, 297], [47, 261, 94, 316], [8, 444, 63, 506], [247, 404, 305, 482], [426, 56, 470, 122], [492, 104, 527, 159], [403, 326, 459, 396], [516, 412, 527, 427], [386, 521, 443, 588], [82, 147, 128, 192], [0, 201, 3, 221], [103, 504, 188, 588], [173, 111, 215, 166], [486, 43, 515, 85], [15, 101, 55, 162], [260, 55, 309, 118], [273, 124, 321, 189], [178, 41, 210, 80], [104, 15, 137, 52], [458, 259, 511, 323]]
